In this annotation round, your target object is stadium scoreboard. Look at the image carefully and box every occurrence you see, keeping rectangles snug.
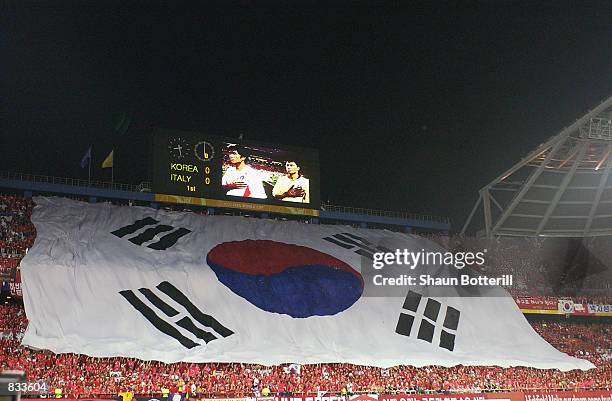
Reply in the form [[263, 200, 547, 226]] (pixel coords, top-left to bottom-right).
[[152, 129, 320, 214]]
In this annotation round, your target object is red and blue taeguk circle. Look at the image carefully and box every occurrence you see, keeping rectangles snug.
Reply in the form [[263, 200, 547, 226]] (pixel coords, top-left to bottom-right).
[[206, 240, 364, 318]]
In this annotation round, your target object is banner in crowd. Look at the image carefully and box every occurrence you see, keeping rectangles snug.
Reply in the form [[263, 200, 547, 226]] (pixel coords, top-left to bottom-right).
[[558, 299, 574, 313], [350, 396, 379, 401], [0, 264, 15, 281], [22, 399, 117, 401], [514, 297, 558, 312], [135, 397, 190, 401], [523, 391, 612, 401], [20, 391, 612, 401], [379, 394, 506, 401], [9, 269, 22, 298], [202, 398, 248, 401], [514, 298, 610, 317], [21, 197, 593, 370], [274, 396, 352, 401], [374, 391, 612, 401], [587, 303, 612, 316]]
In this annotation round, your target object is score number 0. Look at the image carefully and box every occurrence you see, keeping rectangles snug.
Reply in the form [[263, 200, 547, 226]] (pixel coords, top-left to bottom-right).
[[194, 141, 213, 186], [204, 166, 211, 185]]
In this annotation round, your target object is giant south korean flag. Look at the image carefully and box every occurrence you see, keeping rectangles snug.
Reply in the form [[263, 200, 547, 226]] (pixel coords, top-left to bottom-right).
[[21, 197, 592, 370]]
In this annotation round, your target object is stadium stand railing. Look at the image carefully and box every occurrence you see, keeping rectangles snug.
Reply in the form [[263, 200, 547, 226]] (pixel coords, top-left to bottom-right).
[[1, 171, 450, 224], [320, 202, 450, 223], [0, 171, 138, 193]]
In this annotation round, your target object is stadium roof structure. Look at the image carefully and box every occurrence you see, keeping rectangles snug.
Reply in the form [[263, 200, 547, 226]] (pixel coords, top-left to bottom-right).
[[462, 95, 612, 238]]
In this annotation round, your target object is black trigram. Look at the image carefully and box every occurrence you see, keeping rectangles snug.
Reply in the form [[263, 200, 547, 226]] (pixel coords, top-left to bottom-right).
[[120, 281, 234, 349], [111, 217, 191, 250], [395, 290, 460, 351], [323, 232, 391, 260]]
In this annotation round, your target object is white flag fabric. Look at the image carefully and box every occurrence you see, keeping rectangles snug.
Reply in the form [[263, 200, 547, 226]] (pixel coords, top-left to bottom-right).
[[21, 197, 593, 370]]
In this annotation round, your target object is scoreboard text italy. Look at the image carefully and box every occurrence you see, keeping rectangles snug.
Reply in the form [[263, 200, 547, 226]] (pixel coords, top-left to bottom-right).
[[151, 128, 320, 212]]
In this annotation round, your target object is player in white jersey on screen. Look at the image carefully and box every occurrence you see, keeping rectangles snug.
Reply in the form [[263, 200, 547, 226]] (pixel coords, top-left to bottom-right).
[[222, 145, 267, 199], [273, 159, 310, 203]]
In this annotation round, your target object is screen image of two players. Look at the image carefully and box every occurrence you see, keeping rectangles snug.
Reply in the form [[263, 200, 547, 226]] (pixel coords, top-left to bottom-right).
[[221, 143, 310, 204]]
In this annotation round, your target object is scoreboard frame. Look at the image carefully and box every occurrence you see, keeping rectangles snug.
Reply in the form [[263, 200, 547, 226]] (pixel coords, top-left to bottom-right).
[[151, 128, 321, 215]]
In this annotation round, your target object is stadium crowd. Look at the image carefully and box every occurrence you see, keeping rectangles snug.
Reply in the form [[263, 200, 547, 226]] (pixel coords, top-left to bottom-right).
[[0, 194, 611, 397], [425, 233, 612, 299], [0, 257, 20, 281], [1, 301, 611, 397], [0, 195, 36, 256], [531, 322, 612, 365]]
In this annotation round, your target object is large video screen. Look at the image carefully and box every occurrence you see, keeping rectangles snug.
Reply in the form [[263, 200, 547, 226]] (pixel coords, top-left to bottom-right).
[[152, 129, 320, 210]]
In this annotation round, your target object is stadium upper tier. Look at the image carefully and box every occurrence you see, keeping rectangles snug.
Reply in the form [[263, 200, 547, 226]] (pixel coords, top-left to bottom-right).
[[464, 95, 612, 237]]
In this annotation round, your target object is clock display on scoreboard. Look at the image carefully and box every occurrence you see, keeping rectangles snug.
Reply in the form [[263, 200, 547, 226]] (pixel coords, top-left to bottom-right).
[[152, 128, 320, 211]]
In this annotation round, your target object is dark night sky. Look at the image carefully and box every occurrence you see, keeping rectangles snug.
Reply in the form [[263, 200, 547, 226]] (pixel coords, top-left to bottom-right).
[[2, 1, 612, 229]]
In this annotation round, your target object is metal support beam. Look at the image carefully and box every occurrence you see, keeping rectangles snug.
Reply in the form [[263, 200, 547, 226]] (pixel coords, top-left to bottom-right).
[[487, 144, 554, 188], [492, 138, 566, 235], [584, 144, 612, 234], [595, 144, 612, 171], [483, 94, 612, 189], [469, 94, 612, 236], [489, 194, 504, 212], [558, 148, 578, 169], [460, 192, 482, 235], [536, 141, 589, 234], [482, 189, 493, 238]]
